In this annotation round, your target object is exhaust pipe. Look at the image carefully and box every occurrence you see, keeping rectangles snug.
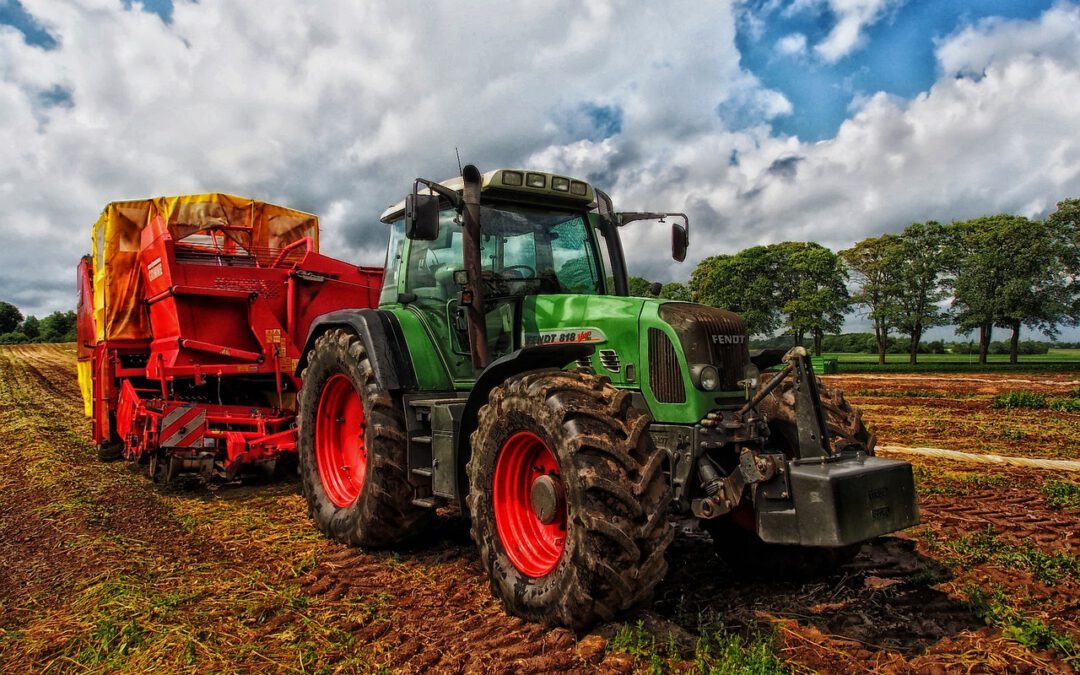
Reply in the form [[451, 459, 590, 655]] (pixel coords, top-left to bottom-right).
[[460, 165, 488, 369]]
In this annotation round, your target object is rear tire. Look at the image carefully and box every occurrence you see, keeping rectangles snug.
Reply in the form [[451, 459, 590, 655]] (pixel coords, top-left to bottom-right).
[[467, 369, 673, 628], [297, 329, 432, 547]]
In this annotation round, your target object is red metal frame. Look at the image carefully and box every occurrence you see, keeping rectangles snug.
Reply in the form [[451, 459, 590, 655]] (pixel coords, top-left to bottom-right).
[[79, 208, 382, 477]]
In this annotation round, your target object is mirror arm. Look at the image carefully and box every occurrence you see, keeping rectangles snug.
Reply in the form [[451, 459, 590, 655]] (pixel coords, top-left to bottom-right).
[[413, 179, 463, 211], [617, 211, 690, 236]]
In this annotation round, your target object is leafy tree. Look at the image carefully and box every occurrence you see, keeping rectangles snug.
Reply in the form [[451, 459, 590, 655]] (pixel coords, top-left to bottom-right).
[[841, 235, 901, 364], [0, 301, 23, 334], [691, 243, 849, 352], [690, 246, 785, 337], [20, 315, 40, 340], [775, 242, 850, 355], [947, 216, 1020, 364], [993, 219, 1072, 363], [1047, 198, 1080, 320], [886, 222, 950, 364], [39, 311, 77, 342], [658, 282, 691, 302], [627, 276, 656, 298]]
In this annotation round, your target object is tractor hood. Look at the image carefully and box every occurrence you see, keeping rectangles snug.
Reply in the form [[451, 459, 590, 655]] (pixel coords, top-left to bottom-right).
[[520, 295, 750, 424]]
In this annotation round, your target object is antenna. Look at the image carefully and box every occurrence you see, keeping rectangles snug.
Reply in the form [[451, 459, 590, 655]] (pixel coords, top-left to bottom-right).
[[455, 147, 463, 175]]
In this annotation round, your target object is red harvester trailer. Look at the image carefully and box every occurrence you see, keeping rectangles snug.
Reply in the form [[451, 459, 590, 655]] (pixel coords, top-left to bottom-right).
[[77, 194, 381, 481]]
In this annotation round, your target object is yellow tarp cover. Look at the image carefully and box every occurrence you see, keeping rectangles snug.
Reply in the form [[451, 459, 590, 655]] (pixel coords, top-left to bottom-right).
[[91, 193, 319, 342], [77, 360, 93, 417]]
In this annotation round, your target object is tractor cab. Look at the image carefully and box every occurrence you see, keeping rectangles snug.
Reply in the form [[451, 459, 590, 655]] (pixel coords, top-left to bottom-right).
[[378, 167, 687, 381]]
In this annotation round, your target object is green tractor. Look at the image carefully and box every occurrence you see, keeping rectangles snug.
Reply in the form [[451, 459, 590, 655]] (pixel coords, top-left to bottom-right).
[[295, 165, 918, 628]]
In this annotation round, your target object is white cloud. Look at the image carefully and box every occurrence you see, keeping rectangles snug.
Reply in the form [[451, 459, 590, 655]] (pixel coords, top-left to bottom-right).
[[814, 0, 903, 62], [776, 32, 807, 56], [0, 0, 757, 314], [770, 0, 903, 62], [1, 0, 1079, 339], [936, 3, 1080, 76], [530, 3, 1080, 289]]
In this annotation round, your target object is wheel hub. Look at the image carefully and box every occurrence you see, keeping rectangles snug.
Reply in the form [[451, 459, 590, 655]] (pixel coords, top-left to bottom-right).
[[314, 373, 367, 508], [492, 430, 567, 577], [530, 474, 564, 524]]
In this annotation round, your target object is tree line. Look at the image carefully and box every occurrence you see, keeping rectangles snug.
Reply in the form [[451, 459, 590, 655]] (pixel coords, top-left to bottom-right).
[[0, 301, 77, 344], [639, 198, 1080, 365]]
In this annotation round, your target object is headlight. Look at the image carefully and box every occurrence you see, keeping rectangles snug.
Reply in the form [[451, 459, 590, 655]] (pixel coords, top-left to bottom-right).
[[743, 364, 760, 388], [691, 364, 720, 391]]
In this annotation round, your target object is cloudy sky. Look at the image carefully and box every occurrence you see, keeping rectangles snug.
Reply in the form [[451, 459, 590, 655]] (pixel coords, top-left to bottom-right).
[[2, 0, 1079, 339]]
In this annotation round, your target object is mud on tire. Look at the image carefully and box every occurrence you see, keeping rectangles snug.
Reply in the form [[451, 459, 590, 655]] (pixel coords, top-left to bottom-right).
[[467, 369, 673, 629], [297, 328, 432, 547]]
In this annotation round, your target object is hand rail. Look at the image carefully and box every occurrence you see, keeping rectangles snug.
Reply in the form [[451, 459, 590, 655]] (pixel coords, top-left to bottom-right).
[[268, 236, 313, 269]]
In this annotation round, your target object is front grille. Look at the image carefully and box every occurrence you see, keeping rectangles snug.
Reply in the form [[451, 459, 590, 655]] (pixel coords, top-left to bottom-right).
[[648, 328, 686, 403], [598, 349, 620, 373], [657, 304, 748, 391]]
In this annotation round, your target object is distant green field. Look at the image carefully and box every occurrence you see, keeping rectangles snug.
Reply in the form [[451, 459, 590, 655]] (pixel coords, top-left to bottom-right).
[[818, 349, 1080, 373]]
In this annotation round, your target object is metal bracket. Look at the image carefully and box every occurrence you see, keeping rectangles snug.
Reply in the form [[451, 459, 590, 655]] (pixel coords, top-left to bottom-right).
[[785, 347, 832, 458]]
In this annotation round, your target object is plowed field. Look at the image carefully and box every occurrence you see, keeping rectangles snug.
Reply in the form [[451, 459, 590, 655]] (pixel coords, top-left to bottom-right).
[[0, 344, 1077, 673]]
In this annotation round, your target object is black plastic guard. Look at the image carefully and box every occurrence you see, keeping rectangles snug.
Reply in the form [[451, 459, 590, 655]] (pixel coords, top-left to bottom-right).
[[296, 309, 416, 391]]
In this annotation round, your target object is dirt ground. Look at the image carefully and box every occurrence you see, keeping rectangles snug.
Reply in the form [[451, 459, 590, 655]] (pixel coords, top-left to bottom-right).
[[0, 344, 1077, 673]]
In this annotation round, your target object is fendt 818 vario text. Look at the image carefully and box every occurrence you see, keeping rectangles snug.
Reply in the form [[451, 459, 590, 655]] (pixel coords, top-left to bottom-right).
[[81, 170, 918, 628]]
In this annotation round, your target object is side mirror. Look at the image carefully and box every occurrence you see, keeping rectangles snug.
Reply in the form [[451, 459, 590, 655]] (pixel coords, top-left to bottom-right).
[[672, 223, 688, 262], [405, 193, 440, 240]]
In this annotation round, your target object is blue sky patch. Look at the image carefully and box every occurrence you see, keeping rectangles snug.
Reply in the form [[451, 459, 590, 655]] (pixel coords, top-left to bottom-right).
[[557, 102, 624, 142], [0, 0, 57, 48], [122, 0, 173, 24], [736, 0, 1057, 140]]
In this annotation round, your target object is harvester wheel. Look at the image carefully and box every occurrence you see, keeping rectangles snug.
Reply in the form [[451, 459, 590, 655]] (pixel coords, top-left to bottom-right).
[[96, 441, 123, 462], [297, 329, 432, 547], [467, 369, 673, 628], [757, 377, 876, 455]]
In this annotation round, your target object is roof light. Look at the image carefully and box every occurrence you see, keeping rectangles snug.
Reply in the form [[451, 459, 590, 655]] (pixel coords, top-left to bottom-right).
[[526, 173, 546, 188], [502, 171, 523, 187], [570, 181, 588, 196], [551, 176, 570, 192]]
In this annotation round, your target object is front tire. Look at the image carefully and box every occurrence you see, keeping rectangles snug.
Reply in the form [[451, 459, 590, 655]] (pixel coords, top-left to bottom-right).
[[467, 370, 673, 628], [702, 511, 859, 579], [703, 376, 872, 578], [297, 329, 431, 547]]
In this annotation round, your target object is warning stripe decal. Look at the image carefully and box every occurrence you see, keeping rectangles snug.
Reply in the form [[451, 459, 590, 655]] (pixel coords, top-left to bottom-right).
[[160, 405, 207, 447]]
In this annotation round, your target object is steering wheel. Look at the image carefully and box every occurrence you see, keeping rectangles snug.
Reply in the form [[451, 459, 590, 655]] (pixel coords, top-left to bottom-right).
[[500, 264, 536, 279], [480, 270, 511, 296]]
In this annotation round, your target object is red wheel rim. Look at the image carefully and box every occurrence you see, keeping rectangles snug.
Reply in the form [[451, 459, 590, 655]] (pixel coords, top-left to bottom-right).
[[493, 431, 566, 577], [315, 373, 367, 508]]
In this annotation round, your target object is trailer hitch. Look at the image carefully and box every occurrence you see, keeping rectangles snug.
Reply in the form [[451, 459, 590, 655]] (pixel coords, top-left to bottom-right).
[[692, 450, 783, 519]]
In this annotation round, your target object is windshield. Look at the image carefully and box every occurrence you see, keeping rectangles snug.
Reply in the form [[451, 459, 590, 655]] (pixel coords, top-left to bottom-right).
[[403, 203, 604, 301]]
